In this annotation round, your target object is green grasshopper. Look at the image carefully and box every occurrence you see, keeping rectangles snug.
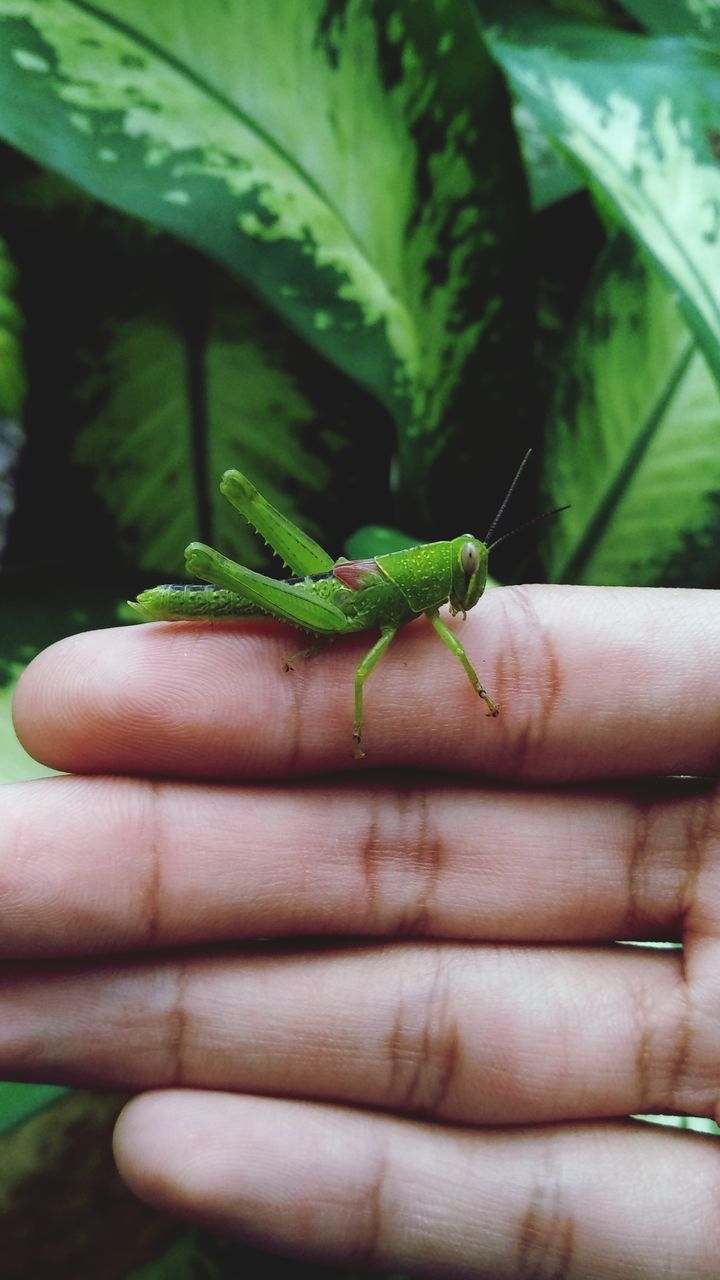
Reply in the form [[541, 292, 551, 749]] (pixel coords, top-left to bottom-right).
[[133, 459, 544, 758]]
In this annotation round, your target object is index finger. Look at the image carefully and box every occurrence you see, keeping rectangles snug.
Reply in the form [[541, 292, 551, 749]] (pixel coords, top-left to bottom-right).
[[12, 585, 720, 781]]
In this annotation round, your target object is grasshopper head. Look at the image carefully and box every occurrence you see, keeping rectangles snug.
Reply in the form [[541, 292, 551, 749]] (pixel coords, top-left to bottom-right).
[[449, 536, 488, 616]]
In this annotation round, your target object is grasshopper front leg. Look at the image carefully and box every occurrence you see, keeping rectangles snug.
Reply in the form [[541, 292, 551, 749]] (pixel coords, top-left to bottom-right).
[[426, 609, 499, 716], [353, 626, 397, 759]]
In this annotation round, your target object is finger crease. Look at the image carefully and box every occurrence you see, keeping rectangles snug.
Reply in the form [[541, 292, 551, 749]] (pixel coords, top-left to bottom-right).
[[358, 788, 444, 936], [164, 958, 189, 1086], [623, 797, 657, 936], [352, 1143, 388, 1267], [678, 787, 720, 928], [498, 586, 563, 777], [139, 780, 165, 949], [386, 954, 460, 1116], [516, 1164, 575, 1280]]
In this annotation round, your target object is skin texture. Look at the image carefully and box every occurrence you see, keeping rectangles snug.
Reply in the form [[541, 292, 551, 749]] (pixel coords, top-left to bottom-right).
[[4, 583, 720, 1278]]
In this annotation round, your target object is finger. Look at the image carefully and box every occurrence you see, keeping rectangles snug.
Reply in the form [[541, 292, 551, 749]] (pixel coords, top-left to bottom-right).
[[12, 586, 720, 780], [2, 774, 717, 957], [114, 1091, 720, 1279], [2, 941, 715, 1126]]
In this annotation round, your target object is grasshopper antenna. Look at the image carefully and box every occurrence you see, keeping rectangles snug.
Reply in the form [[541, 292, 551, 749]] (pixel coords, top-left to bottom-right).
[[483, 448, 533, 545], [486, 504, 570, 554]]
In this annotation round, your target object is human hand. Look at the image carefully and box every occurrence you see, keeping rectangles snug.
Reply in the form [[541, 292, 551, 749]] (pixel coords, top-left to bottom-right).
[[4, 585, 720, 1278]]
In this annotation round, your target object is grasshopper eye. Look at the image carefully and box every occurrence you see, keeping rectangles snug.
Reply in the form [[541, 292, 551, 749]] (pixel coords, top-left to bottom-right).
[[460, 541, 479, 578]]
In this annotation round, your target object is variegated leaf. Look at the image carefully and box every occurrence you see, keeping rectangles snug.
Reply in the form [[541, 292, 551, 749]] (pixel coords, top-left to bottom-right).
[[482, 12, 720, 384], [0, 0, 529, 515], [619, 0, 720, 42], [542, 234, 720, 586], [74, 282, 339, 577]]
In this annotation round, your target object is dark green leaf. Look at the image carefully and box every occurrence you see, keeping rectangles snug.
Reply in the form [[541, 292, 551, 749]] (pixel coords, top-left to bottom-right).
[[344, 523, 420, 559], [0, 1083, 68, 1135], [0, 1, 531, 519]]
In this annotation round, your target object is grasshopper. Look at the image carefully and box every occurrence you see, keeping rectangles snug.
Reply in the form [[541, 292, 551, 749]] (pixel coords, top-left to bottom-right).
[[133, 459, 544, 758]]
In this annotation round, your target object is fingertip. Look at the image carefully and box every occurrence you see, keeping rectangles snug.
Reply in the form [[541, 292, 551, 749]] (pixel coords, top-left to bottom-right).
[[113, 1091, 203, 1213], [10, 623, 288, 776], [112, 1092, 154, 1187], [12, 632, 89, 766]]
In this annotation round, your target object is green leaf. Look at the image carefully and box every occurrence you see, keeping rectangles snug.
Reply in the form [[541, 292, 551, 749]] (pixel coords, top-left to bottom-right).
[[482, 11, 720, 385], [513, 101, 584, 210], [635, 1113, 720, 1135], [541, 234, 720, 585], [73, 277, 342, 577], [344, 523, 420, 559], [546, 0, 630, 20], [0, 0, 531, 516], [0, 1083, 67, 1135], [618, 0, 720, 43]]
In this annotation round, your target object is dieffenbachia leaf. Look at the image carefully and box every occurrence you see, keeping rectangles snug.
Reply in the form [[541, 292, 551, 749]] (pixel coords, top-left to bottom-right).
[[513, 102, 583, 211], [617, 0, 720, 43], [541, 233, 720, 586], [0, 234, 25, 563], [74, 281, 339, 577], [0, 0, 530, 518], [344, 523, 420, 559], [480, 9, 720, 385], [0, 1083, 68, 1134]]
